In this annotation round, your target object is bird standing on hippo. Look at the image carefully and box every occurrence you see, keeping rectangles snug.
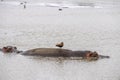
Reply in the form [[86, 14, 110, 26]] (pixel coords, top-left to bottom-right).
[[56, 42, 64, 48]]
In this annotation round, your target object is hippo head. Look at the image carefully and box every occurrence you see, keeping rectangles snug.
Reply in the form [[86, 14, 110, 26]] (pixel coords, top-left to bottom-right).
[[86, 51, 99, 60], [2, 46, 17, 53]]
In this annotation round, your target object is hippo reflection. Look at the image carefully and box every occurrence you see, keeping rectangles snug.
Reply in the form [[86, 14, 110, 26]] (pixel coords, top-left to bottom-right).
[[0, 46, 109, 60]]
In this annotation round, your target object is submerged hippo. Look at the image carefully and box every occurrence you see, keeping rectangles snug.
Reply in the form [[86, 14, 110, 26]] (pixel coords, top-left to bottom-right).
[[0, 46, 109, 60], [0, 46, 22, 53], [22, 48, 110, 60]]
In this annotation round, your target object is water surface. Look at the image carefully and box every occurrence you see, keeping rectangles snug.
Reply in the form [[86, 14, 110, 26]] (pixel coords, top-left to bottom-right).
[[0, 0, 120, 80]]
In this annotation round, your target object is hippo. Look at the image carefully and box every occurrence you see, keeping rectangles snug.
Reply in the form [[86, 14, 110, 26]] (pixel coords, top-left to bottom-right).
[[0, 46, 22, 53], [0, 46, 109, 60], [22, 48, 109, 60]]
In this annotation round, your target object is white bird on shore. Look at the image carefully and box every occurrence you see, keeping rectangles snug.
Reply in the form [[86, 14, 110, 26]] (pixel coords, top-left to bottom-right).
[[20, 1, 27, 9]]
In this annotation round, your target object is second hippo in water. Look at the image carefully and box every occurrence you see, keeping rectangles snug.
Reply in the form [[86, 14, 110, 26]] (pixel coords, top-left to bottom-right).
[[0, 46, 22, 53]]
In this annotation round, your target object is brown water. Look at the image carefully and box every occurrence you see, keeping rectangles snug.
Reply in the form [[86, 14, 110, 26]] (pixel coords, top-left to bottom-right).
[[0, 2, 120, 80]]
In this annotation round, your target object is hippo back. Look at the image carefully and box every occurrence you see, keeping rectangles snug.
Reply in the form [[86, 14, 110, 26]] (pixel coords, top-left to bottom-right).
[[22, 48, 73, 57]]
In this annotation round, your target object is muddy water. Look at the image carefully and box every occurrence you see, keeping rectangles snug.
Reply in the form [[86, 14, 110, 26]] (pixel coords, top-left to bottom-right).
[[0, 2, 120, 80]]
